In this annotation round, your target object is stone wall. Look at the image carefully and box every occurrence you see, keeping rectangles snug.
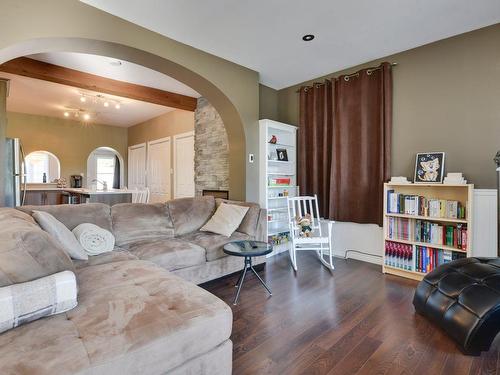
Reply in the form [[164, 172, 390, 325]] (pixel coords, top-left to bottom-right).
[[194, 97, 229, 196]]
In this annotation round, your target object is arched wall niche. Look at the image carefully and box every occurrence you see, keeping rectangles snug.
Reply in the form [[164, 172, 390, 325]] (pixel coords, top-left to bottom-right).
[[0, 0, 260, 201]]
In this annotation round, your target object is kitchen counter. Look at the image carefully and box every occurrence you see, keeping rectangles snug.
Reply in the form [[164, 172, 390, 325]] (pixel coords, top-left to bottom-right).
[[23, 186, 132, 205], [24, 187, 132, 195]]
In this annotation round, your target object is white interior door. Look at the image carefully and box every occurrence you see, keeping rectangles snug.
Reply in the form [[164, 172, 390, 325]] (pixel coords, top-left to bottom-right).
[[174, 131, 195, 198], [147, 137, 172, 203], [128, 143, 147, 190]]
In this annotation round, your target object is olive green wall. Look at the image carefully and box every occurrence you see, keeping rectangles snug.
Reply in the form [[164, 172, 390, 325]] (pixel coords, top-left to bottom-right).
[[0, 0, 260, 202], [128, 109, 194, 146], [276, 23, 500, 188], [259, 84, 279, 121], [6, 112, 128, 183]]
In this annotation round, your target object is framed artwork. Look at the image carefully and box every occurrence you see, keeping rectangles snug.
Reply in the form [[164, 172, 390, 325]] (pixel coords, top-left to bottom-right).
[[276, 148, 288, 161], [414, 152, 445, 183]]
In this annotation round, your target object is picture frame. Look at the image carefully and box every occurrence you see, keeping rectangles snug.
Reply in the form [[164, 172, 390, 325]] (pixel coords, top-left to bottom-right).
[[414, 152, 445, 183], [276, 148, 288, 161]]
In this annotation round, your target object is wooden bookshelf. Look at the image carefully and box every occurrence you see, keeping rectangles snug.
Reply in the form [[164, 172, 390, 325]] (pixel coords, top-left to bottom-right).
[[382, 183, 473, 281]]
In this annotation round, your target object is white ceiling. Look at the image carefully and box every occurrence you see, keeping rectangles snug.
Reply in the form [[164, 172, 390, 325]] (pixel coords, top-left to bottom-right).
[[30, 52, 200, 98], [82, 0, 500, 89], [4, 72, 174, 127]]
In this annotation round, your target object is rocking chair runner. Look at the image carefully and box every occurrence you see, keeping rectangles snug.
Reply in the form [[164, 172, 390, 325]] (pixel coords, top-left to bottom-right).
[[287, 195, 335, 271]]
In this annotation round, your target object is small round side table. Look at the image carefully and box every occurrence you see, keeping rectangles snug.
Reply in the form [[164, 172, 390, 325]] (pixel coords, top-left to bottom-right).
[[223, 240, 273, 305]]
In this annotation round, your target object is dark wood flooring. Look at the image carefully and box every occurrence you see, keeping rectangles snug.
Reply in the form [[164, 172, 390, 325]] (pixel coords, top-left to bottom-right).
[[202, 252, 500, 375]]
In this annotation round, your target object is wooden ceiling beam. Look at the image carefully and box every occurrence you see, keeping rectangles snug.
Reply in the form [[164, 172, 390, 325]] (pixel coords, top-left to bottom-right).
[[0, 57, 197, 111]]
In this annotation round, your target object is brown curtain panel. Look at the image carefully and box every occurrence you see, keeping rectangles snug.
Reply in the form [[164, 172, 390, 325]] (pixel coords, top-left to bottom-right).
[[298, 62, 392, 225]]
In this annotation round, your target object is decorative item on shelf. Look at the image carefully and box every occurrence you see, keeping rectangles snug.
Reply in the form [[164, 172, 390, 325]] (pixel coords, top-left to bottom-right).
[[55, 178, 67, 188], [283, 189, 289, 196], [389, 176, 411, 184], [269, 135, 277, 144], [414, 152, 445, 183], [443, 172, 467, 185], [276, 148, 288, 161], [269, 177, 291, 186]]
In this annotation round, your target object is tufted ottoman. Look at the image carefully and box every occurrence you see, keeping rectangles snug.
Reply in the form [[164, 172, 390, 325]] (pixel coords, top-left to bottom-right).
[[413, 257, 500, 355]]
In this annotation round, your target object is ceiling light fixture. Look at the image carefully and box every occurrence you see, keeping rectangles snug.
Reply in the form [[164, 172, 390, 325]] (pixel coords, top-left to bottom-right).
[[80, 95, 87, 103], [103, 101, 109, 107], [83, 113, 91, 121], [115, 103, 121, 109], [63, 111, 69, 117], [302, 34, 315, 41]]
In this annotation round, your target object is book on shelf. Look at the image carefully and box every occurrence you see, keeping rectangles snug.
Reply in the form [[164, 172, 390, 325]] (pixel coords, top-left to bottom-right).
[[386, 190, 466, 219], [385, 241, 413, 271], [415, 246, 466, 273]]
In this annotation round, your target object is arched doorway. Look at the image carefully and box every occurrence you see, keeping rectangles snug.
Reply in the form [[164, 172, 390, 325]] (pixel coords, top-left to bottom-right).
[[86, 147, 125, 189], [0, 5, 259, 202]]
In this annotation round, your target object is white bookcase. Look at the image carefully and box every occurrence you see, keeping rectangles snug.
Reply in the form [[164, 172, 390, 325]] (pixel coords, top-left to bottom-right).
[[259, 119, 298, 256]]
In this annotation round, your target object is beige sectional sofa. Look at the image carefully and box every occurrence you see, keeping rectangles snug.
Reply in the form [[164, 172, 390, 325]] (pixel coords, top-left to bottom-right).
[[0, 196, 267, 374]]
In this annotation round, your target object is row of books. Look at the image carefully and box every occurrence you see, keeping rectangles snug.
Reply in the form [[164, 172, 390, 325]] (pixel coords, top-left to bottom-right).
[[386, 191, 466, 219], [387, 217, 468, 250], [415, 246, 466, 273], [387, 217, 413, 241], [384, 241, 413, 271], [415, 221, 468, 250]]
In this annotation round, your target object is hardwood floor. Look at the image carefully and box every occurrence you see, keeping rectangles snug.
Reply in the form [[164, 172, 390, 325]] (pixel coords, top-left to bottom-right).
[[202, 252, 500, 375]]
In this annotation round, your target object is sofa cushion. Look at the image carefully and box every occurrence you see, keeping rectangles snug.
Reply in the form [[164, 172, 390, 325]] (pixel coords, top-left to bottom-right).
[[0, 260, 233, 375], [72, 249, 138, 269], [111, 203, 174, 246], [181, 231, 250, 261], [216, 198, 261, 237], [126, 238, 205, 271], [200, 202, 249, 237], [0, 208, 74, 288], [18, 203, 112, 232], [168, 196, 216, 236]]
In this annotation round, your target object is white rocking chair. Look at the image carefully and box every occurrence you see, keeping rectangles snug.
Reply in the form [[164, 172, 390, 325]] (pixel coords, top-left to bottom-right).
[[287, 195, 335, 271]]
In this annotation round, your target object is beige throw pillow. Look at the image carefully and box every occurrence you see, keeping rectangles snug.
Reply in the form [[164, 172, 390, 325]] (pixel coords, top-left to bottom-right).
[[33, 211, 88, 260], [200, 203, 249, 237]]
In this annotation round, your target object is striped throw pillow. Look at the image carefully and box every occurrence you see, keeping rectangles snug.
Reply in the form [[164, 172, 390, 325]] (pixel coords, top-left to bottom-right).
[[0, 271, 77, 333]]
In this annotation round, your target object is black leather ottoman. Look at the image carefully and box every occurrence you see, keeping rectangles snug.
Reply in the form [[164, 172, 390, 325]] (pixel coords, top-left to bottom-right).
[[413, 257, 500, 355]]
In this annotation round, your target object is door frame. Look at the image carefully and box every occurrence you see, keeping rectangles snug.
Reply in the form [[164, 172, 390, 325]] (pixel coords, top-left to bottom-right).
[[147, 136, 172, 201], [128, 142, 147, 189], [173, 131, 195, 199]]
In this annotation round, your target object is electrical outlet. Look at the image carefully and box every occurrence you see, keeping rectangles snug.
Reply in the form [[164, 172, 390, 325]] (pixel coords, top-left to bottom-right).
[[248, 153, 254, 163]]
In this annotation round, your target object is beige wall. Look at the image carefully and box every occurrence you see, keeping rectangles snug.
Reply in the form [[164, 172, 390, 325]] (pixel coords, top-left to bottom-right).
[[276, 24, 500, 189], [128, 109, 194, 146], [259, 84, 279, 121], [1, 0, 260, 202], [6, 112, 128, 183]]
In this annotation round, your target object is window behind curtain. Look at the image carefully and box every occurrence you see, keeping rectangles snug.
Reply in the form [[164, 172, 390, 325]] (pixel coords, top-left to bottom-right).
[[96, 156, 115, 188]]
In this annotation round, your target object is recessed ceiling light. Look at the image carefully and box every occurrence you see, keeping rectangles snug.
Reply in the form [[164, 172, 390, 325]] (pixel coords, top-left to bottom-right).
[[80, 96, 86, 103], [63, 111, 69, 117], [103, 101, 109, 107], [83, 113, 90, 121], [302, 34, 315, 42], [115, 103, 121, 109], [109, 60, 122, 67]]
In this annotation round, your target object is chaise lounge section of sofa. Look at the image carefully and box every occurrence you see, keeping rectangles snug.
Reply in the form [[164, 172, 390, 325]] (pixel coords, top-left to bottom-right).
[[0, 196, 267, 374]]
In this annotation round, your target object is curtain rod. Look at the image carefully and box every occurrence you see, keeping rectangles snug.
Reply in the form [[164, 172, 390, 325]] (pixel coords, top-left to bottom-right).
[[295, 62, 397, 93]]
